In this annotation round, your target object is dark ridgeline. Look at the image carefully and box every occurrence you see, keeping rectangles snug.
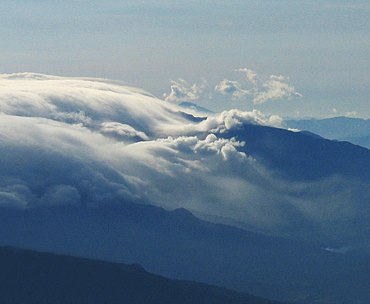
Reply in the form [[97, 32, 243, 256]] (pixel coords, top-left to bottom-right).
[[0, 203, 369, 304], [0, 246, 283, 304], [225, 124, 370, 181], [285, 117, 370, 149]]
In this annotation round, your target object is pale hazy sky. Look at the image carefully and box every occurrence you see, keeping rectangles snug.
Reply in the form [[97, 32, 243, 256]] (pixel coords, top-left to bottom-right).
[[1, 0, 370, 118]]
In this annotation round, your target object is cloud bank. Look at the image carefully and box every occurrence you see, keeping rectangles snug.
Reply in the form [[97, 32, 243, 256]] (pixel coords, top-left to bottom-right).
[[215, 69, 302, 104], [166, 68, 302, 105], [0, 73, 367, 243], [252, 75, 302, 104]]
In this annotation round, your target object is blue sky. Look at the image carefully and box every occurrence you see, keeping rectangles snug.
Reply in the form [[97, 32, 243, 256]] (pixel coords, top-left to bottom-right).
[[1, 0, 369, 118]]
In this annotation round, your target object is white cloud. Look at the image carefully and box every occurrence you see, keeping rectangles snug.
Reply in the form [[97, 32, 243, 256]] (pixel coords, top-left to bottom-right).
[[214, 79, 250, 101], [100, 122, 149, 141], [344, 111, 358, 118], [0, 73, 367, 241], [236, 68, 258, 85], [163, 78, 207, 103], [253, 75, 302, 104], [163, 68, 301, 106], [172, 133, 247, 161], [214, 69, 302, 104], [0, 73, 198, 138], [193, 109, 283, 133]]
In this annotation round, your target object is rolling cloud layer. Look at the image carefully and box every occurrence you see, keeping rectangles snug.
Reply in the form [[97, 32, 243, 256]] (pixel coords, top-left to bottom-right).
[[0, 73, 369, 243]]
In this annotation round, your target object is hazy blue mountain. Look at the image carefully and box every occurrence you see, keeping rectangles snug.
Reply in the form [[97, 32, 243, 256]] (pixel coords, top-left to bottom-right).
[[0, 246, 284, 304], [179, 101, 214, 114], [225, 123, 370, 182], [345, 134, 370, 149], [216, 123, 370, 245], [285, 117, 370, 149], [0, 203, 369, 304]]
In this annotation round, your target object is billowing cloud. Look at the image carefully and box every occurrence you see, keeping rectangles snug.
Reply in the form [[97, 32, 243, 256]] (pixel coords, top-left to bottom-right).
[[214, 68, 302, 104], [215, 79, 250, 101], [0, 73, 368, 243], [163, 78, 207, 103], [196, 109, 283, 133], [164, 68, 301, 105], [253, 75, 302, 104], [100, 122, 149, 141], [236, 68, 258, 85], [0, 73, 193, 138]]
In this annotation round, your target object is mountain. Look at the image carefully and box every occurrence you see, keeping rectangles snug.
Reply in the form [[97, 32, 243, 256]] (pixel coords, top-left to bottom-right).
[[179, 101, 214, 114], [0, 73, 369, 246], [220, 123, 370, 245], [0, 246, 284, 304], [0, 203, 369, 304], [226, 123, 370, 182], [1, 74, 370, 303], [285, 117, 370, 149]]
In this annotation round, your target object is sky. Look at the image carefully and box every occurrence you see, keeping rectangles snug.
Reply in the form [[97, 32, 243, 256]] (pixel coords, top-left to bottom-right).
[[1, 0, 370, 118]]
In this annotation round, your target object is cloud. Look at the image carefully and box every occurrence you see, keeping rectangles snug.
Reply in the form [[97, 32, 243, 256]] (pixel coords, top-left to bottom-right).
[[252, 75, 302, 104], [0, 73, 367, 243], [236, 68, 258, 85], [163, 68, 301, 106], [0, 115, 139, 209], [39, 185, 81, 206], [214, 79, 250, 101], [0, 187, 29, 209], [100, 122, 149, 141], [0, 73, 199, 138], [197, 109, 284, 133], [214, 68, 302, 104], [163, 78, 207, 103], [162, 134, 247, 161], [344, 111, 358, 118]]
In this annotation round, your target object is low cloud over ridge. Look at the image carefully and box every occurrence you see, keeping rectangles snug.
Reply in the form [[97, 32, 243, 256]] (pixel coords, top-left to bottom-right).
[[0, 73, 368, 243]]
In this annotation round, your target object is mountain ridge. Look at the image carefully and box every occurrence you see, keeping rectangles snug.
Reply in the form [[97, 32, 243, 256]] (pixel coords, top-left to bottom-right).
[[0, 246, 284, 304], [0, 203, 369, 304], [285, 117, 370, 149]]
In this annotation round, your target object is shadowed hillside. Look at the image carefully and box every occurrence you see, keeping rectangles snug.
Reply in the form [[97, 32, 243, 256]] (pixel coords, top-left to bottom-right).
[[0, 204, 369, 304], [0, 246, 283, 304]]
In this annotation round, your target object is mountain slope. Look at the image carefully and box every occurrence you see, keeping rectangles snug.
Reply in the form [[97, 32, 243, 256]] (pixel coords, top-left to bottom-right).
[[0, 203, 369, 304], [0, 246, 283, 304], [1, 73, 369, 245], [220, 124, 370, 244], [179, 101, 214, 114], [225, 124, 370, 181], [1, 74, 370, 304], [285, 117, 370, 149]]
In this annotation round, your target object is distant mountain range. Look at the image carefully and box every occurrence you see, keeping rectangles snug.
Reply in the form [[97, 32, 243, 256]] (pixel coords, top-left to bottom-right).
[[179, 101, 214, 114], [227, 123, 370, 182], [285, 117, 370, 149], [217, 123, 370, 247], [1, 203, 369, 304], [0, 246, 284, 304]]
